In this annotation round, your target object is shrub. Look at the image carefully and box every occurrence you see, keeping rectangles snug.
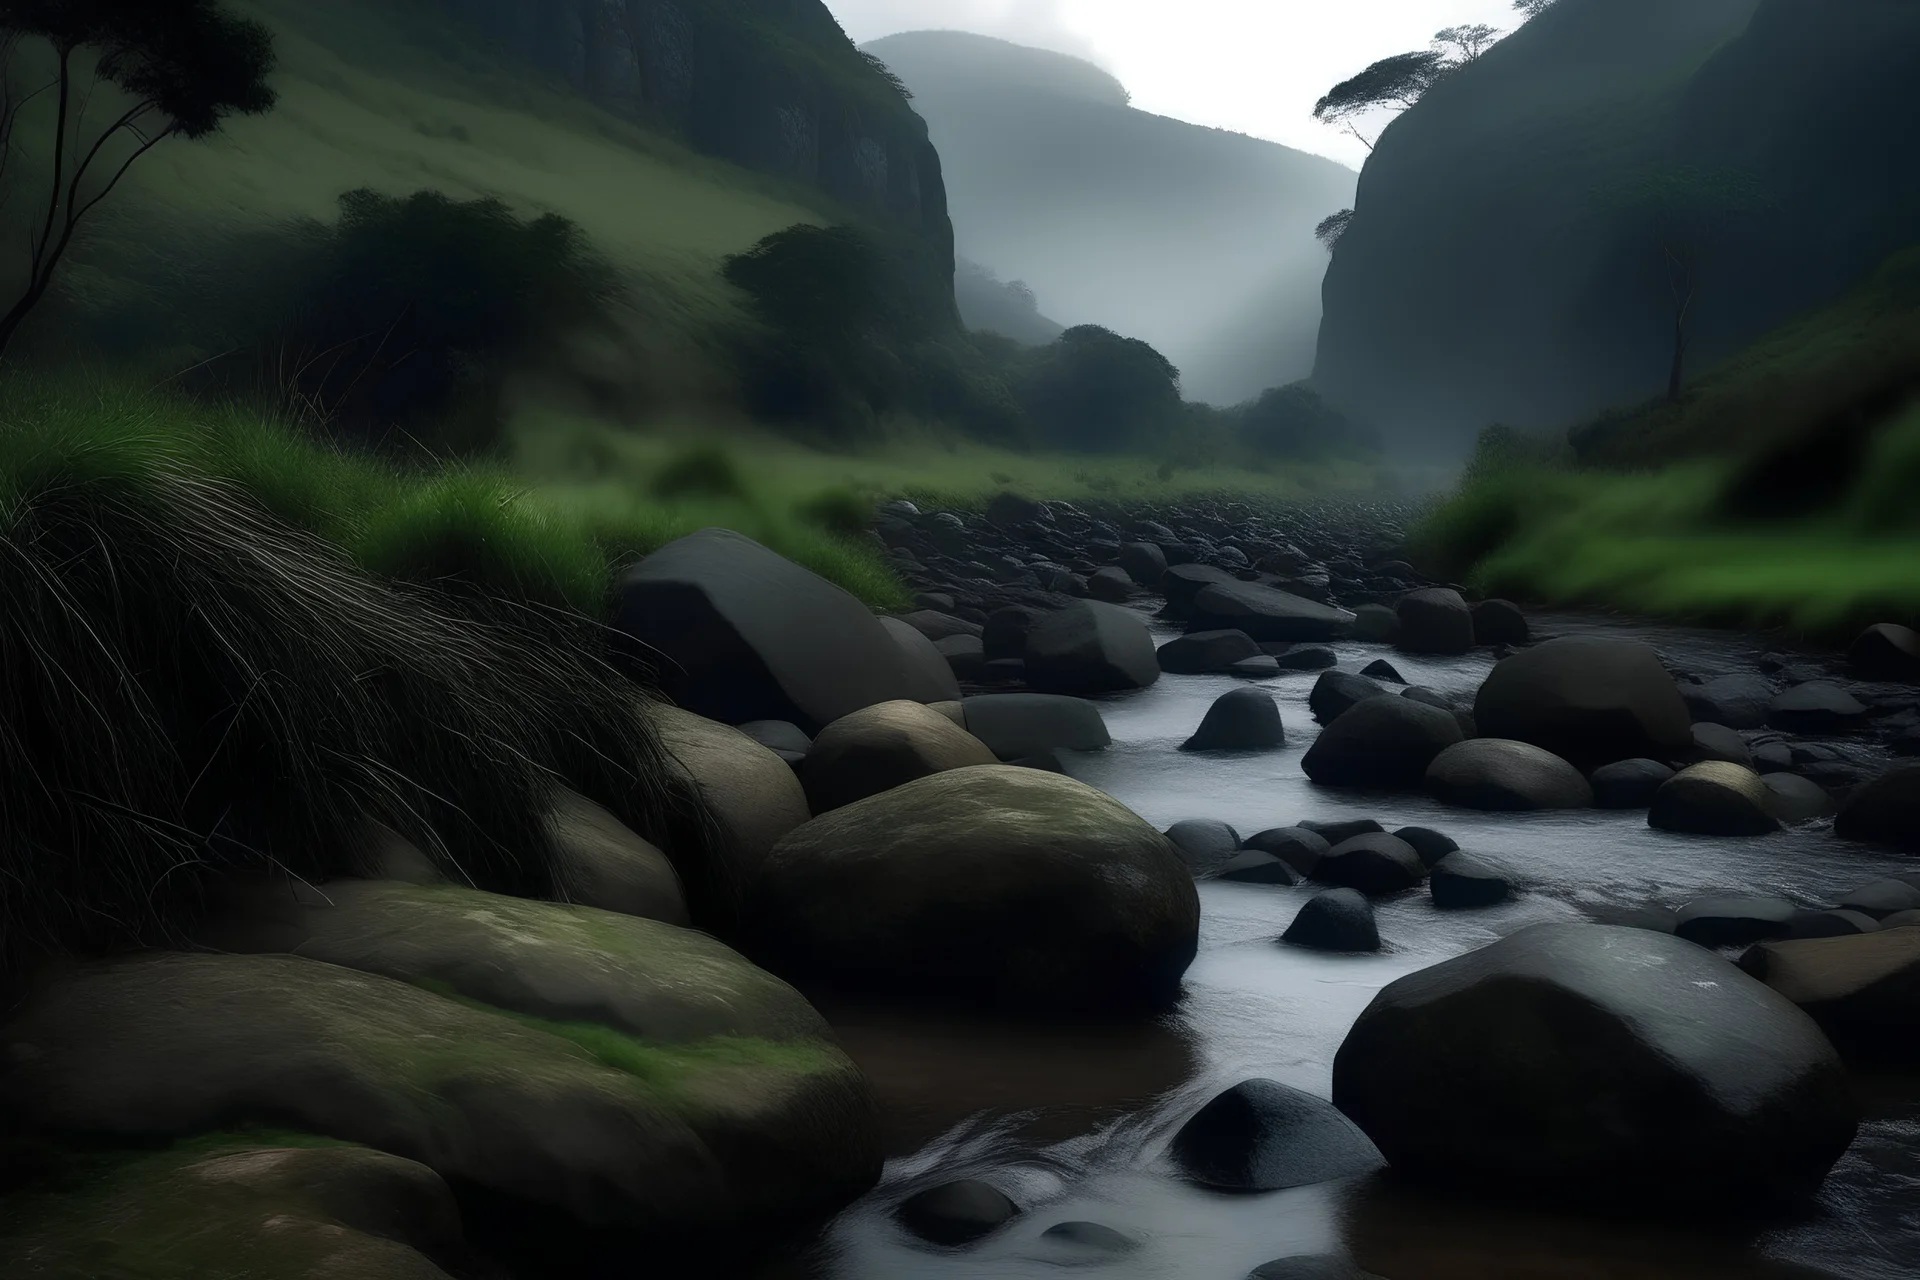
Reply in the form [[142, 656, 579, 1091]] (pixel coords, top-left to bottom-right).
[[793, 485, 875, 537], [1233, 383, 1374, 461], [649, 443, 750, 502]]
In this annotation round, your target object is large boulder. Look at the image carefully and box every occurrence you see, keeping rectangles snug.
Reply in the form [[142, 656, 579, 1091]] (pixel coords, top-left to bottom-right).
[[1425, 739, 1593, 811], [1834, 764, 1920, 851], [1169, 1079, 1384, 1191], [1470, 599, 1529, 646], [1394, 588, 1474, 655], [1332, 923, 1859, 1210], [1183, 687, 1286, 752], [1302, 696, 1465, 789], [547, 787, 688, 925], [1648, 762, 1782, 837], [0, 949, 881, 1234], [1309, 671, 1387, 725], [798, 700, 997, 813], [1850, 623, 1920, 682], [1024, 601, 1161, 695], [961, 693, 1111, 759], [1187, 581, 1356, 642], [739, 766, 1200, 1016], [1473, 637, 1693, 772], [1739, 927, 1920, 1058], [1157, 629, 1262, 674], [1161, 563, 1237, 617], [879, 616, 964, 704], [613, 528, 934, 733]]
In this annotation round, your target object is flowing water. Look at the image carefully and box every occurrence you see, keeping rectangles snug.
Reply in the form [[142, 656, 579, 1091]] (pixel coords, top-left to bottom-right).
[[770, 615, 1920, 1280]]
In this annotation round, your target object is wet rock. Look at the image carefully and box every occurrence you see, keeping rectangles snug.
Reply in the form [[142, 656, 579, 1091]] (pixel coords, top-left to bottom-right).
[[1087, 566, 1136, 603], [1352, 604, 1399, 642], [1394, 588, 1475, 655], [1282, 888, 1382, 951], [1162, 563, 1237, 617], [742, 766, 1200, 1015], [1837, 878, 1920, 919], [1245, 827, 1334, 877], [800, 701, 998, 814], [1738, 926, 1920, 1059], [1392, 826, 1459, 867], [1302, 696, 1465, 789], [1648, 762, 1782, 837], [1309, 671, 1387, 724], [1157, 629, 1261, 674], [1229, 654, 1284, 678], [1400, 685, 1454, 711], [1297, 818, 1386, 845], [1849, 623, 1920, 682], [899, 611, 982, 642], [895, 1179, 1019, 1246], [1188, 580, 1356, 642], [983, 606, 1047, 661], [1783, 909, 1880, 940], [1687, 722, 1754, 769], [1767, 682, 1871, 735], [1119, 541, 1169, 588], [880, 617, 965, 704], [1183, 687, 1286, 752], [1674, 894, 1799, 947], [1884, 909, 1920, 929], [1834, 763, 1920, 851], [1332, 923, 1858, 1211], [1426, 739, 1594, 811], [1360, 658, 1407, 684], [936, 634, 987, 680], [1170, 1078, 1386, 1190], [547, 787, 688, 926], [1315, 834, 1427, 897], [1216, 850, 1303, 885], [1024, 601, 1160, 695], [1683, 674, 1776, 731], [1590, 758, 1675, 809], [1752, 741, 1797, 774], [986, 493, 1049, 527], [1470, 599, 1529, 647], [1763, 773, 1836, 823], [961, 693, 1111, 759], [1040, 1221, 1140, 1255], [1273, 644, 1340, 671], [1429, 852, 1514, 909], [615, 529, 946, 732], [739, 719, 812, 764], [1248, 1256, 1384, 1280], [1474, 637, 1693, 772], [1165, 819, 1244, 874]]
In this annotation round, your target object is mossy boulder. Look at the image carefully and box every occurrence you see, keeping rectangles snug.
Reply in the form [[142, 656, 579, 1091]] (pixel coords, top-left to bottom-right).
[[739, 765, 1200, 1016]]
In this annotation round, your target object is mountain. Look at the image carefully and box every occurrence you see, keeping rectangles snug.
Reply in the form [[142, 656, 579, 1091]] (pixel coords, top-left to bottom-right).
[[1313, 0, 1920, 456], [953, 258, 1065, 346], [860, 30, 1356, 406]]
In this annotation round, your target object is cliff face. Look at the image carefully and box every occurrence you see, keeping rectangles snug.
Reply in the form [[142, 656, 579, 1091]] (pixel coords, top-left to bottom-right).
[[1312, 0, 1920, 457]]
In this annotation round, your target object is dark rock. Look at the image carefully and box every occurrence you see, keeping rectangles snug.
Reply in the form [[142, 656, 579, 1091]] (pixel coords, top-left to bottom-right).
[[1686, 722, 1754, 769], [1170, 1078, 1385, 1190], [1273, 644, 1340, 671], [899, 610, 983, 642], [1648, 763, 1782, 837], [1768, 682, 1872, 735], [738, 719, 812, 765], [1282, 888, 1382, 951], [1228, 655, 1284, 678], [985, 493, 1049, 528], [1834, 764, 1920, 850], [880, 617, 964, 704], [1039, 1221, 1139, 1255], [1674, 894, 1798, 948], [913, 591, 954, 612], [1183, 688, 1286, 752], [1332, 923, 1858, 1210], [1215, 850, 1302, 885], [1683, 674, 1776, 730], [1158, 629, 1262, 674], [1351, 604, 1399, 643], [1752, 742, 1797, 774], [1309, 671, 1387, 725], [1590, 758, 1675, 809], [1188, 580, 1356, 643], [1297, 818, 1386, 845], [1118, 542, 1169, 589], [1248, 1256, 1384, 1280], [1470, 599, 1529, 646], [1024, 602, 1160, 695], [1849, 623, 1920, 682], [1473, 637, 1693, 772], [1837, 879, 1920, 919], [1392, 826, 1459, 867], [1315, 834, 1427, 896], [983, 606, 1047, 661], [1161, 563, 1237, 617], [1394, 588, 1475, 655], [1400, 686, 1454, 711], [1164, 819, 1243, 875], [1782, 909, 1880, 940], [1245, 827, 1334, 877], [1740, 928, 1920, 1059], [936, 634, 986, 680], [1763, 773, 1835, 824], [895, 1179, 1019, 1245], [1426, 739, 1594, 811], [1429, 852, 1515, 909], [1359, 658, 1406, 684], [1302, 696, 1465, 789], [1087, 566, 1135, 603], [800, 701, 998, 814]]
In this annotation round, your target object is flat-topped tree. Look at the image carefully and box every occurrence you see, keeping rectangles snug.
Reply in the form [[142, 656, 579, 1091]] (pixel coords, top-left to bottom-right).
[[0, 0, 276, 359]]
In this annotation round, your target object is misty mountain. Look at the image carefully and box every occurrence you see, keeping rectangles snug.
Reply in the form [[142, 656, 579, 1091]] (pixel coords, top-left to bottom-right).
[[1313, 0, 1920, 456], [954, 258, 1065, 346], [862, 30, 1356, 405]]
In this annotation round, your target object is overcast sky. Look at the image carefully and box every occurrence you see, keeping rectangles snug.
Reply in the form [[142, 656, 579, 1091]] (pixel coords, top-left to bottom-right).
[[826, 0, 1528, 167]]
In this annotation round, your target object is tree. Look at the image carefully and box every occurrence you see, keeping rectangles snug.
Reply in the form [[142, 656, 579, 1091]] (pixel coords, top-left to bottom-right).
[[1311, 50, 1447, 152], [1513, 0, 1559, 17], [1433, 24, 1501, 62], [1015, 324, 1181, 452], [723, 223, 887, 345], [0, 1, 277, 359], [1315, 208, 1355, 253]]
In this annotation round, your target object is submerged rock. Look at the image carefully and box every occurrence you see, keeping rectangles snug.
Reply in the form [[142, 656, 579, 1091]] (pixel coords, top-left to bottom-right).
[[895, 1179, 1019, 1246], [1673, 894, 1799, 948], [1183, 687, 1286, 751], [1767, 682, 1871, 735], [1170, 1078, 1385, 1190], [1187, 580, 1356, 642], [1244, 827, 1334, 877], [1157, 629, 1261, 674], [1314, 834, 1426, 897], [1216, 850, 1303, 885], [1165, 818, 1244, 875], [1763, 773, 1836, 824], [1282, 888, 1381, 952]]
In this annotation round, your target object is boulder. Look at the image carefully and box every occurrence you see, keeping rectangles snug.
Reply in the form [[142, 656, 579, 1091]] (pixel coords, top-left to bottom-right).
[[1849, 623, 1920, 682], [1470, 599, 1529, 646], [1473, 637, 1693, 771], [1425, 739, 1593, 811], [1244, 827, 1333, 878], [1314, 834, 1427, 897], [1739, 926, 1920, 1058], [799, 700, 998, 814], [986, 492, 1049, 527], [1281, 888, 1381, 951], [1784, 909, 1880, 940], [1215, 850, 1302, 885], [1024, 601, 1161, 695], [1359, 658, 1406, 684], [1183, 687, 1286, 751], [1169, 1079, 1385, 1190], [880, 616, 965, 704], [1087, 566, 1136, 603], [961, 693, 1111, 759], [983, 606, 1047, 661], [1648, 762, 1783, 837], [1673, 894, 1798, 948], [1273, 644, 1340, 671], [895, 1179, 1019, 1245], [898, 610, 981, 642], [1158, 629, 1261, 674], [1763, 773, 1835, 824], [1687, 722, 1754, 769], [1302, 697, 1465, 789], [1309, 671, 1387, 725], [1394, 588, 1474, 655], [1229, 655, 1284, 678], [1683, 674, 1776, 731], [614, 528, 934, 732], [739, 766, 1201, 1015], [1834, 763, 1920, 851], [1162, 563, 1237, 617], [1392, 826, 1459, 867], [1187, 580, 1356, 642], [1590, 758, 1675, 809], [1352, 604, 1399, 642], [1836, 878, 1920, 919], [1297, 818, 1386, 844], [1119, 541, 1169, 588], [547, 787, 688, 925], [1039, 1221, 1139, 1256], [1768, 682, 1872, 735], [738, 719, 812, 764], [0, 949, 880, 1233], [1332, 923, 1858, 1210], [1165, 819, 1244, 875], [935, 634, 987, 681], [1249, 1257, 1384, 1280], [1429, 852, 1514, 909]]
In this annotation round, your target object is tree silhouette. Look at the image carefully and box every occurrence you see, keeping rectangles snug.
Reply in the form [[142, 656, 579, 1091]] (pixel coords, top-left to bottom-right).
[[1315, 208, 1355, 253], [1513, 0, 1558, 17], [0, 0, 276, 358], [1311, 50, 1447, 153], [1433, 24, 1502, 62]]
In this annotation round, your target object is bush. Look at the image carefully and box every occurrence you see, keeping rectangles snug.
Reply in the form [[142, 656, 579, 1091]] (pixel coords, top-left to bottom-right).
[[793, 485, 875, 537], [1232, 383, 1375, 461], [649, 443, 750, 502], [1013, 324, 1183, 452]]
